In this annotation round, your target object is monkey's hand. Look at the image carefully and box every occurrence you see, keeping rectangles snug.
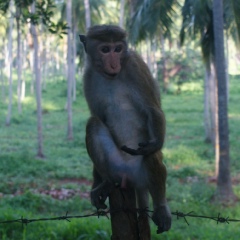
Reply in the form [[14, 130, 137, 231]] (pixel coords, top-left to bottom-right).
[[121, 140, 161, 156], [91, 181, 113, 210], [152, 205, 172, 234]]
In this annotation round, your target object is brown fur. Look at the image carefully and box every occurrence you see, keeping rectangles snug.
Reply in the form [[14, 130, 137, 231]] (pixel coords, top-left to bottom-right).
[[80, 25, 171, 234]]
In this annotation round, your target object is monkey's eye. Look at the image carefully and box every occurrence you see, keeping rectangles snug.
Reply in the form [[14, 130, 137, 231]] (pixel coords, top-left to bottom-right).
[[101, 46, 110, 53], [115, 45, 122, 53]]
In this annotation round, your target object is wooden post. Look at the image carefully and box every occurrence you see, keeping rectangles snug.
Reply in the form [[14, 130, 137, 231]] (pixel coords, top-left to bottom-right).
[[109, 187, 151, 240]]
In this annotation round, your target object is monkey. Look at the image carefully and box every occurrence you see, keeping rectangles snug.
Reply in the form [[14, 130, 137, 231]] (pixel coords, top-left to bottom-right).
[[79, 25, 171, 233]]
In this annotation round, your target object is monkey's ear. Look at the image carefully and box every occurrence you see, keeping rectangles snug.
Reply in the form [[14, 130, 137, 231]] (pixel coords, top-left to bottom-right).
[[79, 34, 87, 52]]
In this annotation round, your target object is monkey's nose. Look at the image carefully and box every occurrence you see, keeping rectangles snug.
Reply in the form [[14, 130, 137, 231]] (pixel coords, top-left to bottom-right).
[[110, 62, 117, 69]]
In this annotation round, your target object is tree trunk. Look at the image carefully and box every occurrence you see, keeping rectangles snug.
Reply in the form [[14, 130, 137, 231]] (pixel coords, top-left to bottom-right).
[[119, 0, 125, 27], [41, 33, 47, 91], [160, 35, 168, 93], [146, 38, 152, 72], [1, 53, 6, 102], [31, 2, 44, 158], [72, 22, 77, 102], [211, 63, 220, 177], [16, 6, 22, 114], [204, 61, 212, 143], [151, 39, 158, 79], [1, 67, 5, 102], [208, 61, 219, 152], [28, 22, 35, 95], [84, 0, 91, 29], [67, 0, 73, 140], [21, 40, 26, 101], [6, 0, 14, 126], [225, 31, 229, 102], [204, 59, 220, 176], [213, 0, 235, 202], [109, 188, 140, 240]]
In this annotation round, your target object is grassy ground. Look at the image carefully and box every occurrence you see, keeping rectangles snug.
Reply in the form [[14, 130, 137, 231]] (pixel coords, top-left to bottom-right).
[[0, 73, 240, 239]]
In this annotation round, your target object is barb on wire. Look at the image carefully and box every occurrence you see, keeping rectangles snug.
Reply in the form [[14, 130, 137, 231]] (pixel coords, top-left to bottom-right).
[[171, 210, 240, 225], [0, 209, 240, 226], [171, 211, 194, 225], [0, 210, 111, 226]]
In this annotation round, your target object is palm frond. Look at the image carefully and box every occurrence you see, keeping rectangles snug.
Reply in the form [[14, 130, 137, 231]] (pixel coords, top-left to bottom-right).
[[180, 0, 213, 62], [128, 0, 177, 44]]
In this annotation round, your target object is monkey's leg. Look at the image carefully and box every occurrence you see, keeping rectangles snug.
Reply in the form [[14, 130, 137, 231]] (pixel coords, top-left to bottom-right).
[[145, 152, 171, 233], [90, 167, 113, 209], [86, 116, 128, 179], [86, 117, 130, 208]]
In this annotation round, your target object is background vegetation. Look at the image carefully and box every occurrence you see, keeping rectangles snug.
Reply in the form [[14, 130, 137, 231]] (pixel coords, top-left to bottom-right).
[[0, 0, 240, 239]]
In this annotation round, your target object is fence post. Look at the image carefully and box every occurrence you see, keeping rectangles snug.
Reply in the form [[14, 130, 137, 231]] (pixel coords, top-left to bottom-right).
[[109, 187, 151, 240]]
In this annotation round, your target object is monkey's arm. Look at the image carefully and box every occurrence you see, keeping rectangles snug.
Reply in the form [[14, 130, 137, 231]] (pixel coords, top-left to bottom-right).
[[121, 51, 165, 156], [121, 140, 160, 156], [121, 140, 161, 156], [121, 108, 165, 156]]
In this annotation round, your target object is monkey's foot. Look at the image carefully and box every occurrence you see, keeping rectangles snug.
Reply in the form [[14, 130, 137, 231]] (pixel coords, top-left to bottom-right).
[[152, 205, 171, 234], [91, 181, 113, 209]]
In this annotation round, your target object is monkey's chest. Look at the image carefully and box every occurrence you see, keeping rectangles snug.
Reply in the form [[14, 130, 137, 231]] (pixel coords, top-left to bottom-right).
[[104, 94, 146, 146]]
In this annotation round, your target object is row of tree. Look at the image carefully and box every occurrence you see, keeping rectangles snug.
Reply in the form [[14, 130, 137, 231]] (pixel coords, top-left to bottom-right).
[[128, 0, 240, 202], [1, 0, 240, 203]]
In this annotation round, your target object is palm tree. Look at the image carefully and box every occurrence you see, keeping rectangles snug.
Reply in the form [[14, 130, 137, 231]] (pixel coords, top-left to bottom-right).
[[128, 0, 177, 43], [180, 0, 216, 144], [16, 4, 22, 114], [84, 0, 91, 29], [31, 2, 44, 158], [180, 0, 240, 203], [5, 0, 14, 126], [181, 0, 240, 143], [128, 0, 178, 91], [66, 0, 73, 140], [213, 0, 236, 202], [119, 0, 125, 27]]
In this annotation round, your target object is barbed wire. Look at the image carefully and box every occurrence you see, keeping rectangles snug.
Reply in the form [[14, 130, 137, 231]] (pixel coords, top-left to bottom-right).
[[0, 208, 240, 226]]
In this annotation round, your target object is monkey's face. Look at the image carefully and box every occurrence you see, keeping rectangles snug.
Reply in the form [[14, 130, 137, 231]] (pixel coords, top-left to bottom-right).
[[97, 42, 125, 77]]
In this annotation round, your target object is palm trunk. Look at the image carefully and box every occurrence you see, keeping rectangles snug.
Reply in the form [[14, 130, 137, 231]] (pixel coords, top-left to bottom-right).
[[28, 22, 35, 95], [208, 62, 218, 148], [67, 0, 73, 140], [31, 2, 44, 158], [72, 22, 77, 102], [160, 35, 168, 93], [21, 40, 26, 100], [16, 6, 22, 114], [41, 34, 47, 91], [84, 0, 91, 29], [212, 63, 219, 177], [119, 0, 125, 27], [146, 38, 152, 72], [1, 56, 5, 102], [6, 0, 14, 126], [204, 61, 212, 143], [151, 39, 158, 79], [213, 0, 235, 202], [225, 31, 229, 102]]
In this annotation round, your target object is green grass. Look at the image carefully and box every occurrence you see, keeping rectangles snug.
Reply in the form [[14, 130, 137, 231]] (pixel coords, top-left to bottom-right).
[[0, 71, 240, 239]]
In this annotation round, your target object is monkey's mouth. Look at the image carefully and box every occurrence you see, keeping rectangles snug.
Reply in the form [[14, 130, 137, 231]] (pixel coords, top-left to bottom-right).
[[104, 72, 118, 78]]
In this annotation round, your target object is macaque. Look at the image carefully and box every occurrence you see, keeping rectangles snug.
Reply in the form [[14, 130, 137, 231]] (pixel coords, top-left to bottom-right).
[[79, 25, 171, 233]]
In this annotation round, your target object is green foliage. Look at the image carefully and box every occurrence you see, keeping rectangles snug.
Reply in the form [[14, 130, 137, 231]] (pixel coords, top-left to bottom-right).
[[0, 0, 68, 38], [226, 0, 240, 46], [180, 0, 240, 62], [128, 0, 179, 43]]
